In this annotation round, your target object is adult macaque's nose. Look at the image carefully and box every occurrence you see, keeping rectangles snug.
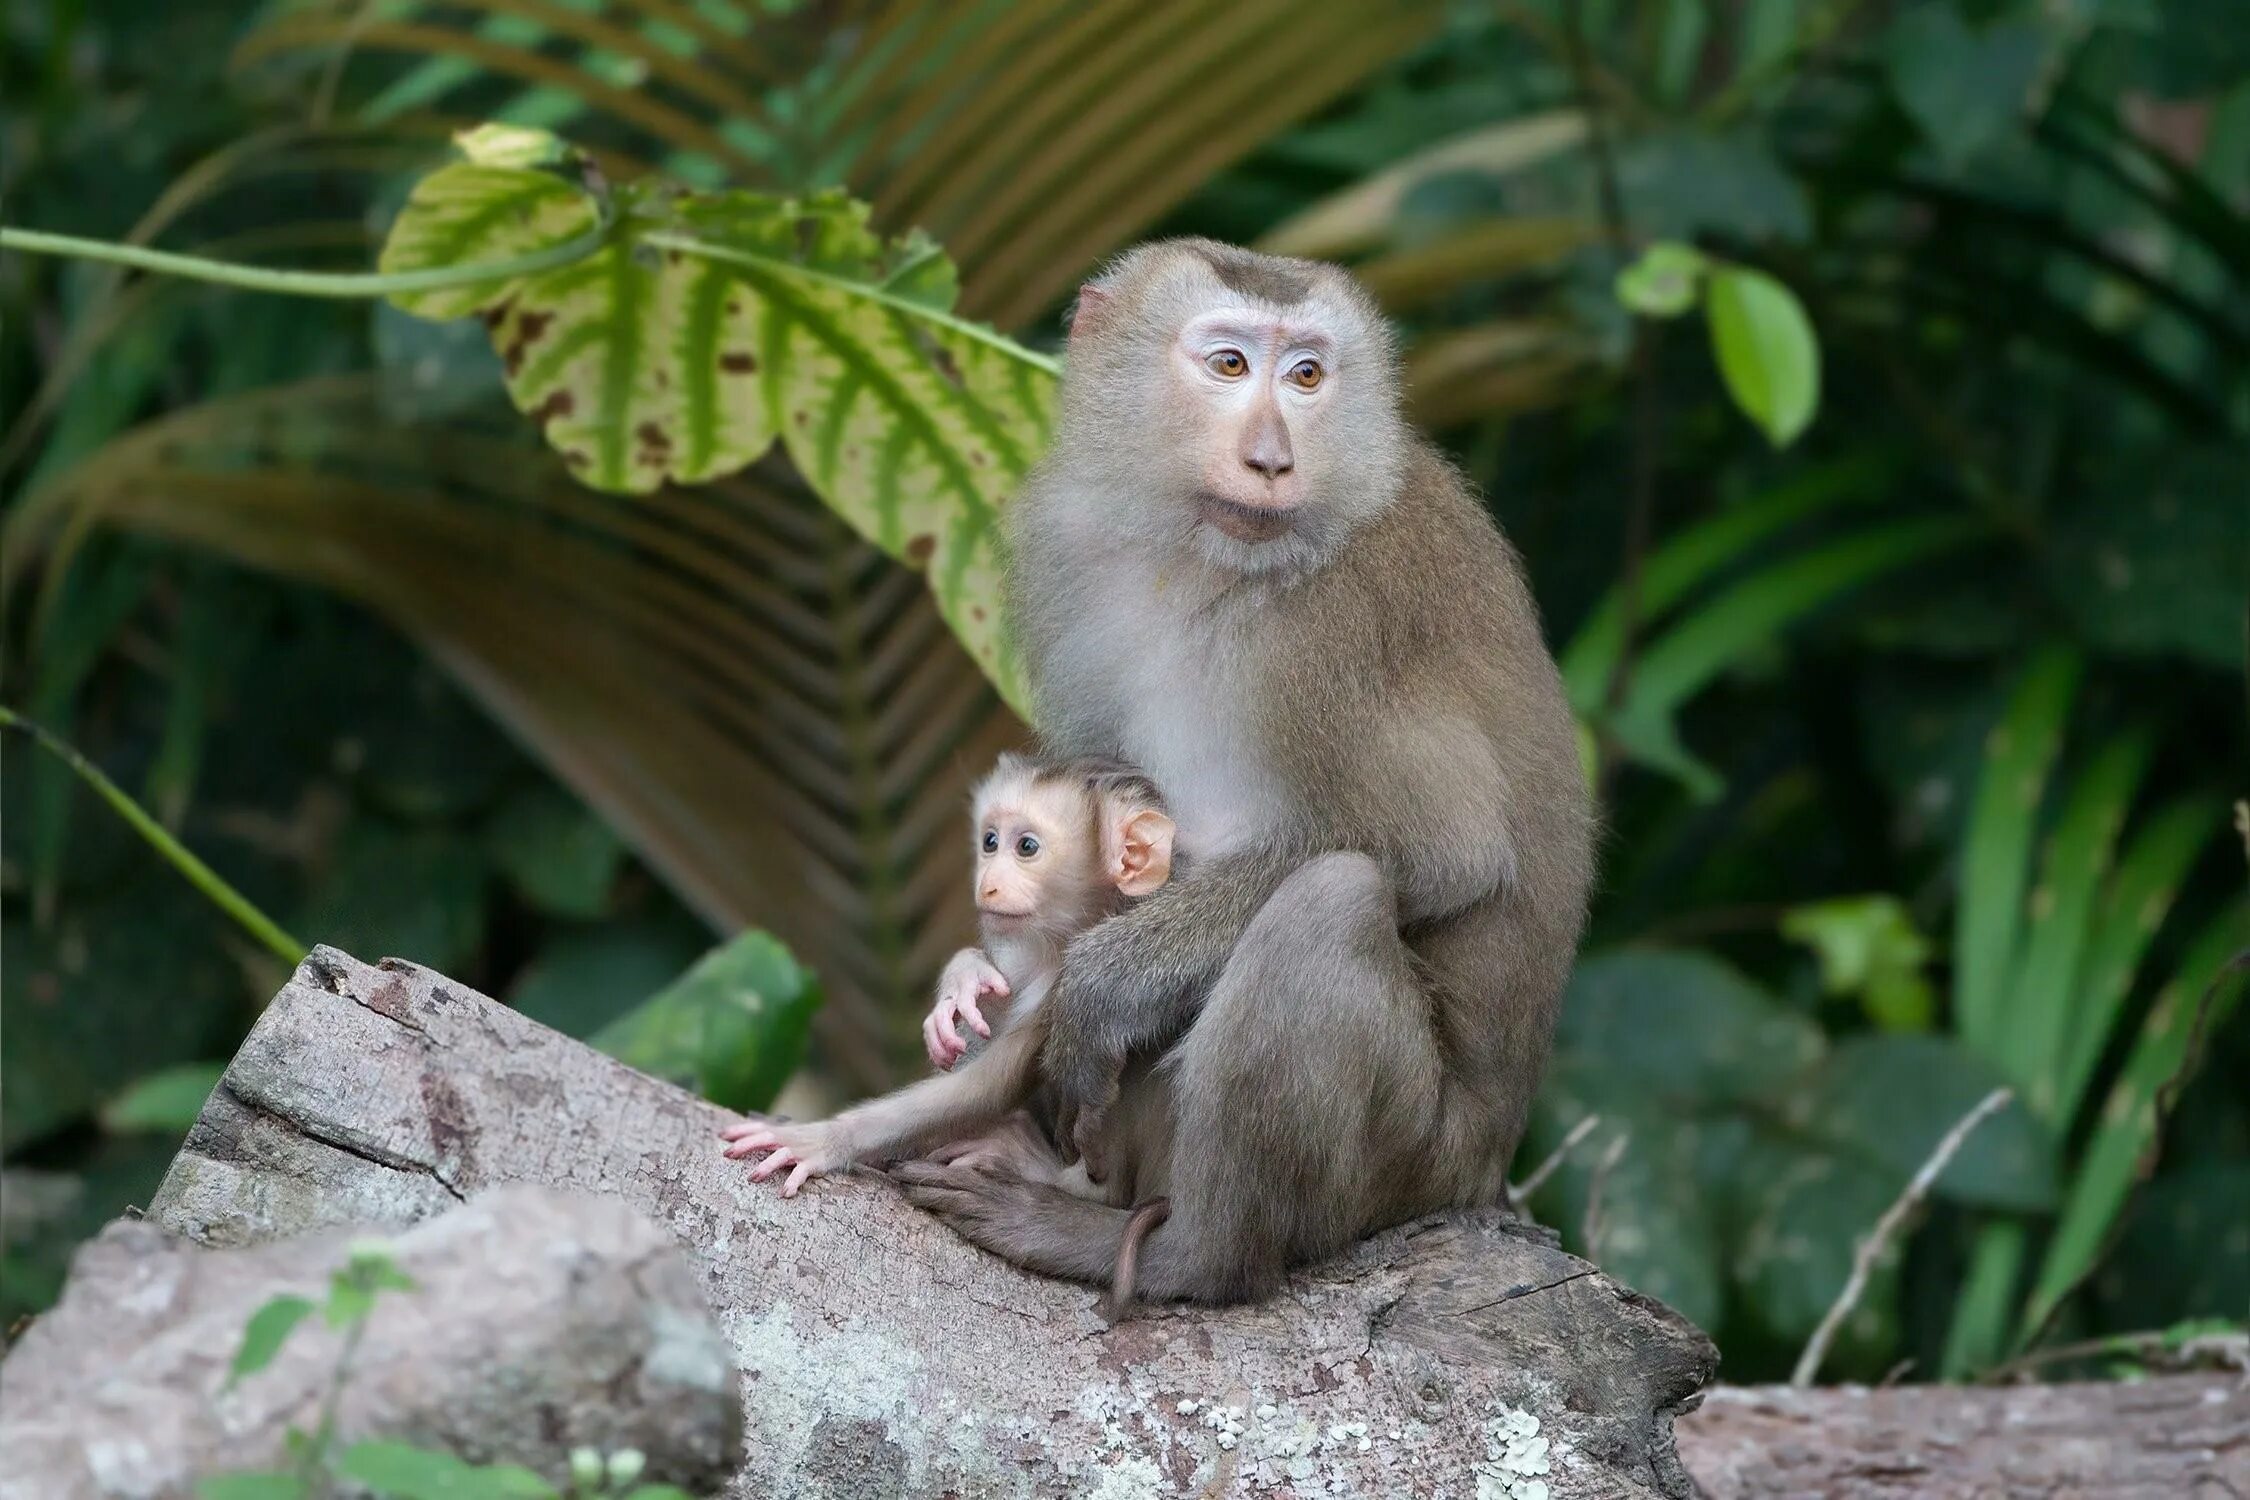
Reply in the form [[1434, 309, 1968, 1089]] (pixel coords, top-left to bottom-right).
[[1242, 405, 1294, 478]]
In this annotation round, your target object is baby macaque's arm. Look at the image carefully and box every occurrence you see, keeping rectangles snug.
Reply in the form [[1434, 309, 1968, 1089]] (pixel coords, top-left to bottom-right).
[[924, 946, 1010, 1070], [720, 1011, 1044, 1196]]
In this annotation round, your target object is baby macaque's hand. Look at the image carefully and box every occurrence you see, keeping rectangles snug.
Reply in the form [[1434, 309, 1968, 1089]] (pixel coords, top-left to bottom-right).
[[719, 1118, 851, 1198], [924, 948, 1010, 1070]]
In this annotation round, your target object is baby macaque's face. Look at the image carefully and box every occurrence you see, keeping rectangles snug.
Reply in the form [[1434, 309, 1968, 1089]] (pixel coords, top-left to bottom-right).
[[971, 760, 1174, 934]]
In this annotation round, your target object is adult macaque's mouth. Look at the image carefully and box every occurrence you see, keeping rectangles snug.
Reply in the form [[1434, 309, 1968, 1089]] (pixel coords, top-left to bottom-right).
[[1198, 493, 1295, 542]]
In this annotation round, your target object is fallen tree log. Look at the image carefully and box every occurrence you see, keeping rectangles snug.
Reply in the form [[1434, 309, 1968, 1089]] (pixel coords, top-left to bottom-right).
[[129, 947, 2249, 1499], [0, 1184, 742, 1500], [1676, 1376, 2249, 1498], [147, 947, 1717, 1498]]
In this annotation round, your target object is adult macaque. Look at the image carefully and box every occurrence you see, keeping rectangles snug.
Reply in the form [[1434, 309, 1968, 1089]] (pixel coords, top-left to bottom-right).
[[718, 754, 1175, 1197], [891, 239, 1594, 1305]]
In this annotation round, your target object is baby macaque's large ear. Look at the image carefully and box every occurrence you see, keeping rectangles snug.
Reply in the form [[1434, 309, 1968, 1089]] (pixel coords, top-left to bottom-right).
[[1109, 808, 1175, 897], [1068, 282, 1114, 344]]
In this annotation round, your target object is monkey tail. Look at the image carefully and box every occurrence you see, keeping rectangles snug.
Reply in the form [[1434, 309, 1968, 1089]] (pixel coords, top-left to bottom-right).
[[1098, 1196, 1172, 1323]]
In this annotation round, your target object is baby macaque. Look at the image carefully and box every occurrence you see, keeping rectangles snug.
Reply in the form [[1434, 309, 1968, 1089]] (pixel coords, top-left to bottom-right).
[[717, 754, 1175, 1201]]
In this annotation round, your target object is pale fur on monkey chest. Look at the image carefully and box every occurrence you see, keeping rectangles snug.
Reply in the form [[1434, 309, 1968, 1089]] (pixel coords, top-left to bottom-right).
[[1052, 557, 1292, 863]]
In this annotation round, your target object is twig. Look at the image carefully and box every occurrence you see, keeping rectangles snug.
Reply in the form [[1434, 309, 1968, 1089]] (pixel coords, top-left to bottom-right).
[[1982, 1325, 2250, 1384], [1508, 1114, 1601, 1208], [1580, 1130, 1631, 1259], [1792, 1087, 2014, 1387]]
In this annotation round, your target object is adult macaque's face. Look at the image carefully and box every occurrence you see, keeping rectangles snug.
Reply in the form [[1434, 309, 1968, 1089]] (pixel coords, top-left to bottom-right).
[[1168, 308, 1334, 543]]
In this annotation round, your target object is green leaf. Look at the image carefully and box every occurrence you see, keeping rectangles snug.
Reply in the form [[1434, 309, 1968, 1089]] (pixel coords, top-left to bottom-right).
[[2023, 910, 2249, 1339], [1733, 1142, 1904, 1358], [1526, 1064, 1727, 1330], [2052, 797, 2222, 1115], [1884, 9, 2051, 165], [1784, 1036, 2059, 1212], [100, 1060, 227, 1134], [1557, 950, 1825, 1109], [1943, 1219, 2027, 1377], [1704, 265, 1820, 447], [1954, 650, 2080, 1052], [483, 782, 626, 919], [2008, 732, 2155, 1119], [1780, 895, 1935, 1032], [592, 929, 821, 1112], [227, 1295, 315, 1387], [345, 1241, 418, 1294], [196, 1473, 310, 1500], [336, 1440, 557, 1500], [1614, 241, 1707, 318], [1617, 131, 1812, 244], [381, 127, 1054, 713], [506, 920, 710, 1039]]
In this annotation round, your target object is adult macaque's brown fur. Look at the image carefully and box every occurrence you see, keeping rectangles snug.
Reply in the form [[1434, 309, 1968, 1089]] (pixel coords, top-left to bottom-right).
[[893, 238, 1594, 1304]]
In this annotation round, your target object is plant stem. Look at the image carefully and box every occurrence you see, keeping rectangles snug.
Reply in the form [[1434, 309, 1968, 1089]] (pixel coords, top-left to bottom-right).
[[1792, 1087, 2014, 1386], [299, 1315, 369, 1492], [0, 706, 305, 963], [0, 224, 603, 299]]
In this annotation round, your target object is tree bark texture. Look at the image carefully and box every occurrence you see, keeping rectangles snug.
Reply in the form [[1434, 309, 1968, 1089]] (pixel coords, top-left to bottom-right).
[[0, 1183, 743, 1500]]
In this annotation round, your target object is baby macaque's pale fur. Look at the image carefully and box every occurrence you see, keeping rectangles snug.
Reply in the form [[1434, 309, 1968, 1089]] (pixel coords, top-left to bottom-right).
[[718, 756, 1172, 1201]]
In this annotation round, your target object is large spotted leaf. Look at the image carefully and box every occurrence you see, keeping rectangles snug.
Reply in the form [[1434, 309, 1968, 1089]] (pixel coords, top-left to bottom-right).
[[379, 126, 1054, 709]]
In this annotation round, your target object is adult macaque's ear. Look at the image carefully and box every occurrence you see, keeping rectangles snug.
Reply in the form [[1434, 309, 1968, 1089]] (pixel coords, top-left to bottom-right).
[[1068, 283, 1114, 344], [1111, 809, 1176, 897]]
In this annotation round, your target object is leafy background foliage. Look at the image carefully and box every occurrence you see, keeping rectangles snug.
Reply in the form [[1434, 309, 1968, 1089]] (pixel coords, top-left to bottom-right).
[[4, 0, 2244, 1389]]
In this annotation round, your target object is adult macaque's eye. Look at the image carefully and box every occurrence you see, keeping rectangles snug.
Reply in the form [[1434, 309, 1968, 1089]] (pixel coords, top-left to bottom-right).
[[1206, 349, 1248, 378], [1287, 358, 1323, 391], [1015, 833, 1041, 858], [981, 829, 999, 853]]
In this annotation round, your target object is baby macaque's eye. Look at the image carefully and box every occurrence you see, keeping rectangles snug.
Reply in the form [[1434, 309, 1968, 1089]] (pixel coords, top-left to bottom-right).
[[1206, 348, 1248, 379], [1286, 357, 1324, 391], [981, 829, 999, 853], [1015, 833, 1041, 858]]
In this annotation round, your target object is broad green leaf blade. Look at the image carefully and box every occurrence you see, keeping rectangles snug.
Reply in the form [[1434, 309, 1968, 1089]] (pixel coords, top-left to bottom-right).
[[1954, 650, 2081, 1052], [2052, 798, 2223, 1116], [2008, 732, 2155, 1119], [100, 1060, 227, 1134], [2023, 909, 2249, 1341], [227, 1294, 315, 1387], [1556, 950, 1825, 1109], [1734, 1142, 1904, 1361], [1528, 1058, 1727, 1329], [336, 1440, 558, 1500], [1782, 1035, 2059, 1212], [593, 929, 821, 1112], [1884, 9, 2050, 165], [1704, 265, 1820, 447], [381, 130, 1053, 712], [662, 204, 1054, 701]]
